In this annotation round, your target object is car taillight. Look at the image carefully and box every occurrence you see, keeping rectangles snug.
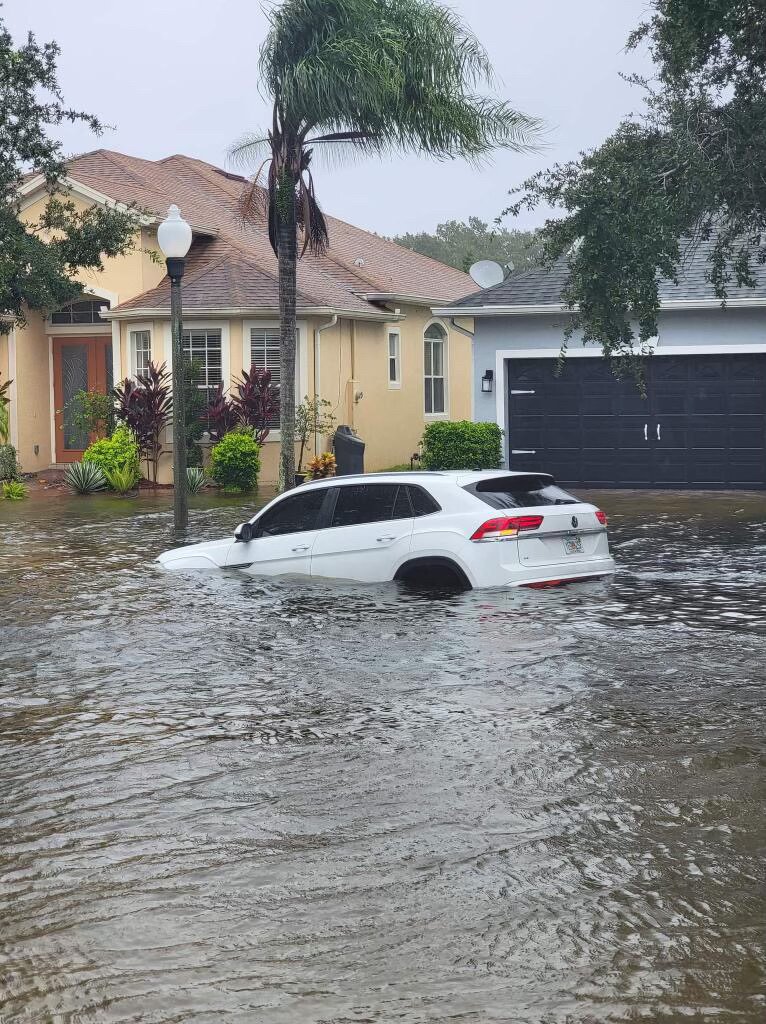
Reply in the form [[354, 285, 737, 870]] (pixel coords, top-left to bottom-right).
[[470, 515, 544, 542], [595, 510, 608, 526]]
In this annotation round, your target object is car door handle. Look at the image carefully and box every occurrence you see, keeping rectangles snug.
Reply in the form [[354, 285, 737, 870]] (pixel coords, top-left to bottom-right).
[[377, 535, 397, 542], [291, 544, 311, 552], [644, 423, 648, 441], [656, 423, 661, 441]]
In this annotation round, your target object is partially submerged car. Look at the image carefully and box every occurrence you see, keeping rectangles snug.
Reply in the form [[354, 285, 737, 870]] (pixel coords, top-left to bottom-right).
[[158, 471, 615, 589]]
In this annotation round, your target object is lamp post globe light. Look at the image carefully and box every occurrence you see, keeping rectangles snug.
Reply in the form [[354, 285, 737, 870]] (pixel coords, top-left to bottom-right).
[[157, 205, 192, 532]]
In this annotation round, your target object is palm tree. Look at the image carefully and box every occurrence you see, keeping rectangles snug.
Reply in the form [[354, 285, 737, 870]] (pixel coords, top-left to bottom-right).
[[232, 0, 540, 489]]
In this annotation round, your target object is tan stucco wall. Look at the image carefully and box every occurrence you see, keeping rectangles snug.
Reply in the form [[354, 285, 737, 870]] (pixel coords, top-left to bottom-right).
[[14, 313, 52, 472], [313, 306, 472, 472]]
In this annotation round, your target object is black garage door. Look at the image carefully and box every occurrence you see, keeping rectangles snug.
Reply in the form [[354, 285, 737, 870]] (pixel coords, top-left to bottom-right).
[[508, 355, 766, 489]]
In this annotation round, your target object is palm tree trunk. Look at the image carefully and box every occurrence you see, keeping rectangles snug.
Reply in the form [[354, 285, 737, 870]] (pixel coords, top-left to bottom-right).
[[277, 169, 298, 491]]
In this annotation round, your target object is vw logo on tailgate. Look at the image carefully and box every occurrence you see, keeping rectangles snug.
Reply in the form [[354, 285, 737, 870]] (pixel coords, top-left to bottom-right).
[[571, 515, 579, 529]]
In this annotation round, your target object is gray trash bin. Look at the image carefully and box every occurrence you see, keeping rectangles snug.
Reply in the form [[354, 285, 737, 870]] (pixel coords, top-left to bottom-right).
[[333, 425, 365, 475]]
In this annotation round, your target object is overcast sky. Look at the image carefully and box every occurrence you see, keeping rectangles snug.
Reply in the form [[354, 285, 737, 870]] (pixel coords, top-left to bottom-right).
[[11, 0, 651, 236]]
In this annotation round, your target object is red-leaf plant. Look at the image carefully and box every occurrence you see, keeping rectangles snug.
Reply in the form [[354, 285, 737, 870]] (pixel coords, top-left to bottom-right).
[[204, 368, 280, 444], [113, 361, 172, 484], [230, 367, 280, 444]]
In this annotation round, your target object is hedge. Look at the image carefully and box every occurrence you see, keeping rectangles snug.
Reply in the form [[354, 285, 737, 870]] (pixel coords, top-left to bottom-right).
[[421, 420, 503, 471]]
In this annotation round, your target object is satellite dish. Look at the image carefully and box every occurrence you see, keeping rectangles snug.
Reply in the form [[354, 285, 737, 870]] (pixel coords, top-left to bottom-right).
[[469, 260, 505, 289]]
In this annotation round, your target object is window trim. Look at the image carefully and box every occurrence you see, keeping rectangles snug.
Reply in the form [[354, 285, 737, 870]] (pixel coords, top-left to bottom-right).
[[423, 319, 449, 418], [387, 327, 402, 389], [242, 319, 308, 442], [129, 323, 152, 379]]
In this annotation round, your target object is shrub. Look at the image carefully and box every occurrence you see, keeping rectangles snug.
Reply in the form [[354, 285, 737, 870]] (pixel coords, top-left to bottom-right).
[[210, 430, 261, 492], [186, 466, 206, 494], [2, 480, 26, 500], [104, 465, 139, 494], [0, 444, 18, 481], [64, 461, 107, 494], [66, 389, 115, 439], [421, 420, 503, 471], [83, 425, 140, 480]]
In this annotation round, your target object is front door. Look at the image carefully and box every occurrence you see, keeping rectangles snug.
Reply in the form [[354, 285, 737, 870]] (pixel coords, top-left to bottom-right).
[[52, 337, 113, 462]]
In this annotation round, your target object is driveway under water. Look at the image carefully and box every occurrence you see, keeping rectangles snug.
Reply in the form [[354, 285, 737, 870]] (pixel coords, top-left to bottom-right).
[[0, 489, 764, 1023]]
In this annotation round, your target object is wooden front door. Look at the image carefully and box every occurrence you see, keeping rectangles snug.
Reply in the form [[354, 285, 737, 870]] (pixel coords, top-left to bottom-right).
[[52, 337, 114, 462]]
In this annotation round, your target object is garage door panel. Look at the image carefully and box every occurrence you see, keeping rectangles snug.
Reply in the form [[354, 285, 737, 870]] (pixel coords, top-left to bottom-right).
[[508, 354, 765, 489]]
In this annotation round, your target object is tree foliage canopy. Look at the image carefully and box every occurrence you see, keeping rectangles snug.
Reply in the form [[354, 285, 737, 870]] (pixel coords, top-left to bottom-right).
[[0, 14, 138, 328], [394, 217, 540, 274], [507, 0, 766, 362], [231, 0, 540, 487]]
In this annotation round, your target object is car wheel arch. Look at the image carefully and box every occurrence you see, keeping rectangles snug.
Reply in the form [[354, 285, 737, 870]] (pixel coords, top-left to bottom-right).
[[393, 556, 472, 589]]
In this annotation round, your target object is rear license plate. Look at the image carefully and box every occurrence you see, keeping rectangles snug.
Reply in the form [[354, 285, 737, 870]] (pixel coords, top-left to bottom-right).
[[563, 535, 584, 555]]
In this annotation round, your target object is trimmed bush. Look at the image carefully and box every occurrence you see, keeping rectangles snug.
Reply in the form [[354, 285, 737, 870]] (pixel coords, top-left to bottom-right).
[[0, 444, 19, 481], [210, 431, 261, 493], [83, 425, 140, 481], [421, 420, 503, 471]]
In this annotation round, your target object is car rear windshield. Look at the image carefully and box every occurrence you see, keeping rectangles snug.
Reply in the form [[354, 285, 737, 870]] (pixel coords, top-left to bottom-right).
[[464, 475, 580, 510]]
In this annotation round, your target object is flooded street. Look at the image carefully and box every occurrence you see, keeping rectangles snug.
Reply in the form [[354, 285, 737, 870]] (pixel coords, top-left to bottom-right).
[[1, 489, 764, 1023]]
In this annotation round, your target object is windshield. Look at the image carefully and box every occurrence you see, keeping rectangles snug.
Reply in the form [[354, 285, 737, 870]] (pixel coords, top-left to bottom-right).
[[464, 475, 580, 510]]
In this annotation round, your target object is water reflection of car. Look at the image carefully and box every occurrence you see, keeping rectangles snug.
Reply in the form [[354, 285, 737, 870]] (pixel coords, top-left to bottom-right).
[[157, 471, 616, 589]]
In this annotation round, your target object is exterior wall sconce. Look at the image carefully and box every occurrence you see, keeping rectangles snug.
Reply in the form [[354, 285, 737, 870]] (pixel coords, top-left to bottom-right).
[[481, 370, 494, 393]]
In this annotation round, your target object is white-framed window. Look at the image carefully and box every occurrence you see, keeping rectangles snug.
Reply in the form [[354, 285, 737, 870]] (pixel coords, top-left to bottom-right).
[[51, 299, 108, 325], [250, 326, 282, 428], [424, 322, 447, 415], [387, 329, 401, 388], [183, 327, 223, 401], [130, 328, 152, 379]]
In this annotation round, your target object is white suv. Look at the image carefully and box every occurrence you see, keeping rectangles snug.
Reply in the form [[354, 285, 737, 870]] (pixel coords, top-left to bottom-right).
[[158, 471, 615, 590]]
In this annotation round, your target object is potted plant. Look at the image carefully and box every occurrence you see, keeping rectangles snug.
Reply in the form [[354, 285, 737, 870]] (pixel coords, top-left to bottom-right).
[[295, 397, 337, 485], [305, 451, 336, 480]]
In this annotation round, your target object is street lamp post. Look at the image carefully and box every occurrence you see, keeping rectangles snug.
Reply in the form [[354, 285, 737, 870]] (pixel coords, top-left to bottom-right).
[[157, 205, 192, 533]]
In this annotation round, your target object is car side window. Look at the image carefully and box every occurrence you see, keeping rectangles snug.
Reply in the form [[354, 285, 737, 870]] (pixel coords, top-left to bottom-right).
[[331, 484, 410, 528], [255, 488, 327, 537], [408, 485, 441, 516]]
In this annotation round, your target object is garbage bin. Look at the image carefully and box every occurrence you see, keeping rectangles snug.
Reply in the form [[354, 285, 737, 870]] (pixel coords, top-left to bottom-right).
[[333, 425, 365, 476]]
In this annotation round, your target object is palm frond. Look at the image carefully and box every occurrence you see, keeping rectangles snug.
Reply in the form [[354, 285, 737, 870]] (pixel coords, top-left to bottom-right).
[[257, 0, 542, 161]]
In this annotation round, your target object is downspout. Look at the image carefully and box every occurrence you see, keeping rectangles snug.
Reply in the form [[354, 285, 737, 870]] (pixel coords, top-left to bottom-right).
[[449, 317, 475, 420], [313, 314, 338, 455], [349, 319, 357, 429]]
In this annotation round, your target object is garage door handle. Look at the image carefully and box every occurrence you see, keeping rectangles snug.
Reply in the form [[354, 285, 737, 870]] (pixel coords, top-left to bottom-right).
[[656, 423, 661, 441], [292, 544, 311, 552], [644, 423, 648, 441]]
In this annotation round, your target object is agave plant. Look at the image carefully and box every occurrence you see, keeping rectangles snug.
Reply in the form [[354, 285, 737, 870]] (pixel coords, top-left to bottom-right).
[[104, 465, 139, 495], [2, 480, 27, 500], [186, 466, 206, 494], [64, 461, 107, 494]]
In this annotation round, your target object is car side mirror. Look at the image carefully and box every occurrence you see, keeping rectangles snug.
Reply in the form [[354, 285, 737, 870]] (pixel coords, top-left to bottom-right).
[[234, 521, 254, 543]]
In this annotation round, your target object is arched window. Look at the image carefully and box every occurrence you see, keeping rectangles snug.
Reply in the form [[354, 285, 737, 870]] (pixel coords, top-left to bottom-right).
[[50, 299, 108, 325], [424, 323, 447, 414]]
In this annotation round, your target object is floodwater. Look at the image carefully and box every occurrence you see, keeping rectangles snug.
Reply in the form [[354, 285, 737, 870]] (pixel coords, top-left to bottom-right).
[[0, 489, 764, 1023]]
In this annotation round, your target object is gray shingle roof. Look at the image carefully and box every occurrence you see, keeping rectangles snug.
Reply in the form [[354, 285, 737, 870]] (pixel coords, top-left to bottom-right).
[[453, 238, 766, 309]]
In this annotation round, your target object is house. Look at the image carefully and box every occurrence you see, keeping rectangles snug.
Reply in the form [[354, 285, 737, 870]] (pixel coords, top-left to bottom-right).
[[2, 150, 476, 483], [434, 241, 766, 490]]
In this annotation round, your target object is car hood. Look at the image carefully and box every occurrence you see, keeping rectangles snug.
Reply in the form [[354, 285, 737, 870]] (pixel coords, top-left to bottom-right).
[[157, 538, 234, 570]]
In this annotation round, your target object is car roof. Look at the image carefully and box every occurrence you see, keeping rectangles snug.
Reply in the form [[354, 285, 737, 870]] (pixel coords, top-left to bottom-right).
[[299, 469, 550, 487]]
